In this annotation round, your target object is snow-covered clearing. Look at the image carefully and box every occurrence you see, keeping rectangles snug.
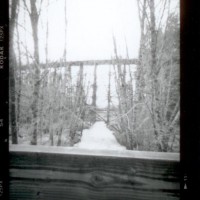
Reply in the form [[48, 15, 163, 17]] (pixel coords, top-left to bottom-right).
[[75, 121, 126, 150]]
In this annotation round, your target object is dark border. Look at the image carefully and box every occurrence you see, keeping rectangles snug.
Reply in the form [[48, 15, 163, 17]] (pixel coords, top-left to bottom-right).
[[0, 0, 9, 200], [181, 0, 200, 199]]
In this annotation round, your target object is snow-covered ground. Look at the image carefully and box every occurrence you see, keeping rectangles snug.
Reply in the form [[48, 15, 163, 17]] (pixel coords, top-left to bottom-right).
[[75, 121, 126, 150]]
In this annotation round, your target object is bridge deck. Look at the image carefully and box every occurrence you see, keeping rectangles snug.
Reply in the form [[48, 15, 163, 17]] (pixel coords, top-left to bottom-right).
[[21, 58, 139, 70]]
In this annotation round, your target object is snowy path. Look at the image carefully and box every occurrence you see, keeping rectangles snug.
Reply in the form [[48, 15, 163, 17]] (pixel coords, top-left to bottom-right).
[[75, 121, 126, 150]]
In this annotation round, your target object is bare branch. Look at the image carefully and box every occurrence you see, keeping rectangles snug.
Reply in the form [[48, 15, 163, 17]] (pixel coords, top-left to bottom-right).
[[38, 0, 44, 16], [136, 0, 142, 24], [157, 0, 168, 31], [22, 0, 31, 15]]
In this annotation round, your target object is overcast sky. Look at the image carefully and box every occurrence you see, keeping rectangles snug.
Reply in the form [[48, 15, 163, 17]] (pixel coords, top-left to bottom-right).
[[38, 0, 141, 62]]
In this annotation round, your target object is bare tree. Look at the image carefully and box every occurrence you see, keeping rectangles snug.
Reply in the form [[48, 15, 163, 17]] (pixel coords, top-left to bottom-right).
[[107, 67, 111, 124], [23, 0, 42, 145], [9, 0, 19, 144], [112, 35, 134, 150], [148, 0, 163, 150], [91, 64, 97, 122], [45, 0, 49, 65], [69, 64, 87, 145], [16, 6, 22, 134], [133, 0, 179, 151]]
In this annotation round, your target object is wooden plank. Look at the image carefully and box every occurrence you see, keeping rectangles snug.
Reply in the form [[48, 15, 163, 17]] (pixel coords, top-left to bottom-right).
[[9, 145, 180, 200]]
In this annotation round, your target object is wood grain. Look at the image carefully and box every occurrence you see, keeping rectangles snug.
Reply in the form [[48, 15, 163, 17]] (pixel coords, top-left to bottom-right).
[[9, 145, 180, 200]]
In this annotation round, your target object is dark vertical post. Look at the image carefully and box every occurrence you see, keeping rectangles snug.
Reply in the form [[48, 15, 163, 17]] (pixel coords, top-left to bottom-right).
[[0, 0, 9, 198]]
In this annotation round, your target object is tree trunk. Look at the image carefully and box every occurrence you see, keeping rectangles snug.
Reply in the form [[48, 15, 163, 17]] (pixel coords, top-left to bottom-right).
[[113, 36, 133, 149], [23, 8, 30, 65], [136, 0, 146, 102], [9, 0, 19, 144], [45, 0, 49, 65], [69, 64, 85, 145], [107, 67, 111, 124], [16, 20, 22, 134], [92, 64, 97, 122], [149, 0, 163, 151], [29, 0, 40, 145]]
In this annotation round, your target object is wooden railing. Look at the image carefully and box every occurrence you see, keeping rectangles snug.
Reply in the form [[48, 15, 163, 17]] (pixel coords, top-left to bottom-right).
[[9, 145, 180, 200]]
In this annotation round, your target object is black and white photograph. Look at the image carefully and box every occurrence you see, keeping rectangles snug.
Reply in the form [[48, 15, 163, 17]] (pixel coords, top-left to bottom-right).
[[8, 0, 180, 199]]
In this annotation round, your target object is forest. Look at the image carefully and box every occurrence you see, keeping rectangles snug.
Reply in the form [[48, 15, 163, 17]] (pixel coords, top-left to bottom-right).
[[9, 0, 179, 152]]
